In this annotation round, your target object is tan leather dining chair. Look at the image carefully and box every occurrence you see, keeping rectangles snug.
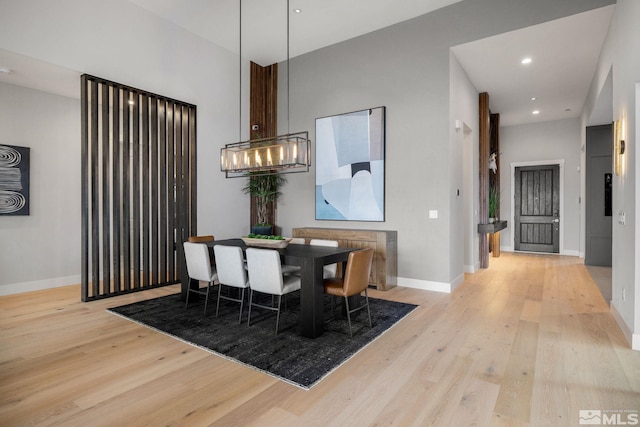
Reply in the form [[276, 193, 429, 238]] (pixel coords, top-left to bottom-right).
[[323, 248, 374, 338]]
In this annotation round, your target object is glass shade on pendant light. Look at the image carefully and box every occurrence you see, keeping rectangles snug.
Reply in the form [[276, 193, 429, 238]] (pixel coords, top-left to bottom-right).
[[220, 131, 310, 177]]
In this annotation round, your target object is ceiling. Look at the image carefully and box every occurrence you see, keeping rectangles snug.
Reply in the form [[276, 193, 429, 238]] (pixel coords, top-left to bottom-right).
[[128, 0, 465, 66], [0, 1, 615, 127], [452, 5, 614, 127]]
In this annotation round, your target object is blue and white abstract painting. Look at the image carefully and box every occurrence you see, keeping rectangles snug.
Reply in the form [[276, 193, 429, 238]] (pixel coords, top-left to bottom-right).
[[315, 107, 385, 221]]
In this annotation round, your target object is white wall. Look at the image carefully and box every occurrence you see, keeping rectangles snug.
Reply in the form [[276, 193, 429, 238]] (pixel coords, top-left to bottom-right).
[[450, 53, 480, 275], [499, 119, 582, 255], [0, 83, 81, 292], [0, 0, 244, 294], [277, 0, 610, 290], [581, 0, 640, 349]]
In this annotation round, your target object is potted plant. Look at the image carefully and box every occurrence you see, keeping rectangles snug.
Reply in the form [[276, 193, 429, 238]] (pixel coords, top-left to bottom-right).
[[242, 172, 286, 235], [488, 186, 500, 223]]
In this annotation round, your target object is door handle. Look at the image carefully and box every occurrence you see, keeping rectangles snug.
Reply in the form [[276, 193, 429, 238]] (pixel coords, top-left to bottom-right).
[[551, 218, 560, 223]]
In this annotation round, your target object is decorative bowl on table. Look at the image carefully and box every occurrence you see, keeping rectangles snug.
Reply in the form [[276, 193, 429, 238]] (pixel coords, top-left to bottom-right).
[[241, 236, 292, 249]]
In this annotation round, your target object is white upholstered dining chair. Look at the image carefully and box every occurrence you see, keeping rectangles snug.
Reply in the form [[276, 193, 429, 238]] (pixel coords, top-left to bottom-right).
[[245, 248, 301, 335], [310, 239, 339, 279], [183, 242, 218, 315], [214, 245, 250, 323]]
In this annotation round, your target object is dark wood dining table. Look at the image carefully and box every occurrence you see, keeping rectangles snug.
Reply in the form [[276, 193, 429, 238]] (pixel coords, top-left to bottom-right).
[[181, 238, 355, 338]]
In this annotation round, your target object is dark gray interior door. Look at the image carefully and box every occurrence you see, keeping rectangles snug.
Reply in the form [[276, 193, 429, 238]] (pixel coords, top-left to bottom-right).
[[585, 124, 612, 266], [514, 164, 560, 253]]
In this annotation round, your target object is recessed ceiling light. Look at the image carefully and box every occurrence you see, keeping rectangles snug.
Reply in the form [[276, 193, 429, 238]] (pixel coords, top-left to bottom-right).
[[530, 97, 536, 101], [0, 67, 13, 74], [532, 110, 540, 115], [293, 8, 302, 13], [521, 57, 532, 65]]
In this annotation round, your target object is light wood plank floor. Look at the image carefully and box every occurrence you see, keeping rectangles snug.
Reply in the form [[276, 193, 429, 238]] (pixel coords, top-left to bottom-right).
[[1, 253, 639, 426]]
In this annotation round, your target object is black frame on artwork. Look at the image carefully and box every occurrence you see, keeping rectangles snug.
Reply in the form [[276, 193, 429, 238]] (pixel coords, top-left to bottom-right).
[[0, 144, 30, 216]]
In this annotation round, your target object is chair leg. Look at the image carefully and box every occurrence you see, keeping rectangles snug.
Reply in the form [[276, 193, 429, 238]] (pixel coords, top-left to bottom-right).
[[275, 295, 282, 335], [203, 282, 210, 315], [215, 284, 223, 317], [238, 288, 245, 324], [185, 288, 191, 309], [344, 296, 353, 338], [247, 289, 254, 327], [364, 289, 372, 329]]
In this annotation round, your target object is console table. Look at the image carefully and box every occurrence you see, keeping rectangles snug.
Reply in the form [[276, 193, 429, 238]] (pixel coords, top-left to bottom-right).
[[478, 220, 507, 258], [292, 227, 397, 291]]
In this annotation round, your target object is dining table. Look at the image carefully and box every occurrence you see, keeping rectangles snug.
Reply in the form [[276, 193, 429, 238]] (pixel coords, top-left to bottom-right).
[[181, 238, 355, 339]]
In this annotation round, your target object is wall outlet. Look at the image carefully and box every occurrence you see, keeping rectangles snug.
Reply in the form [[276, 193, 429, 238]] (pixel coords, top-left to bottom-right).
[[429, 210, 438, 219]]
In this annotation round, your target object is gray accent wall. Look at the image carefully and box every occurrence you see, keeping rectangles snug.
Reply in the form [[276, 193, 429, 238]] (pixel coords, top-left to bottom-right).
[[277, 0, 613, 286]]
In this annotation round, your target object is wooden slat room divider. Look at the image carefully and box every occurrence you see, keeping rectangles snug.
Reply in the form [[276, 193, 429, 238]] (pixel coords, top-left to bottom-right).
[[80, 75, 197, 301]]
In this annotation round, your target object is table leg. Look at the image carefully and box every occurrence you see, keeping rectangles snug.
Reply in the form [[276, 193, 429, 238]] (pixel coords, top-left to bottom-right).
[[299, 257, 325, 338]]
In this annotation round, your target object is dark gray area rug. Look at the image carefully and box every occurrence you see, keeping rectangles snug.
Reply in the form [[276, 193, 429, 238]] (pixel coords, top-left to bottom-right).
[[108, 292, 417, 389]]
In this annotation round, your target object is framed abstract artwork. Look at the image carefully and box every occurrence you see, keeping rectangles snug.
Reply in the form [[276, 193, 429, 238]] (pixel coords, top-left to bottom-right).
[[0, 144, 30, 215], [315, 107, 385, 221]]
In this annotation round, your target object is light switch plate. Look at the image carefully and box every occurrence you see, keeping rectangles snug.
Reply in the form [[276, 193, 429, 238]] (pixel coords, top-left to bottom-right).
[[429, 210, 438, 219]]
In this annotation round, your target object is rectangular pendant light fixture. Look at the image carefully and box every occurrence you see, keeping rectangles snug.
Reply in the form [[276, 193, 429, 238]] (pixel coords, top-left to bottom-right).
[[220, 131, 310, 178]]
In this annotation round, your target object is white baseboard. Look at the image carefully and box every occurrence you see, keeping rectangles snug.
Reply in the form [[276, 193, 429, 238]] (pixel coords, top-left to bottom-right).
[[398, 276, 453, 293], [450, 273, 464, 292], [464, 262, 479, 273], [0, 275, 81, 296], [610, 301, 640, 351], [501, 245, 514, 252], [562, 249, 580, 257]]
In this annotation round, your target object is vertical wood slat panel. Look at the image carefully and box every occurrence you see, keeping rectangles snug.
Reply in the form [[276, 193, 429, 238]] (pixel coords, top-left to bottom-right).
[[167, 102, 176, 282], [132, 92, 141, 290], [175, 106, 185, 288], [90, 80, 100, 298], [81, 75, 196, 301], [123, 90, 131, 291], [478, 92, 490, 268], [80, 76, 89, 301], [101, 84, 111, 295], [249, 62, 278, 230], [189, 107, 197, 236], [141, 95, 150, 288], [151, 97, 159, 286], [112, 87, 121, 292], [182, 107, 191, 238], [159, 101, 167, 285], [174, 106, 186, 249]]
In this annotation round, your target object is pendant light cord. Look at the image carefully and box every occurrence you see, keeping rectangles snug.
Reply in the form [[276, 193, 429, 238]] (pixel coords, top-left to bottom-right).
[[239, 0, 242, 141], [287, 0, 290, 135]]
